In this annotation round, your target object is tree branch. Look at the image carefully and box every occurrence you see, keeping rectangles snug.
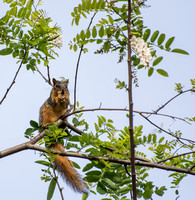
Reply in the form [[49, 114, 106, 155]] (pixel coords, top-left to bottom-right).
[[0, 50, 27, 105], [64, 107, 191, 124], [73, 11, 97, 110], [1, 143, 195, 175], [63, 121, 82, 135], [127, 0, 137, 199]]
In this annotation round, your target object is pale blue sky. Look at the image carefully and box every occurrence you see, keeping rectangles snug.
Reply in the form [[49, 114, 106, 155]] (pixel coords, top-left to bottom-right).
[[0, 0, 195, 199]]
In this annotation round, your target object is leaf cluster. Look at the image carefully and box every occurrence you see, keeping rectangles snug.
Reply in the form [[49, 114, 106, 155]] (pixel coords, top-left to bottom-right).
[[44, 125, 69, 147], [0, 0, 61, 70]]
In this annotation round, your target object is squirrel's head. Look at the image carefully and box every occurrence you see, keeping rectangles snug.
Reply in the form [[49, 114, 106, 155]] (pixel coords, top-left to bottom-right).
[[52, 78, 69, 103]]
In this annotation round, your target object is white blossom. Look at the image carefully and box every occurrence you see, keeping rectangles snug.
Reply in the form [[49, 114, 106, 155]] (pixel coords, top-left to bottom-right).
[[48, 23, 63, 48], [130, 35, 152, 68]]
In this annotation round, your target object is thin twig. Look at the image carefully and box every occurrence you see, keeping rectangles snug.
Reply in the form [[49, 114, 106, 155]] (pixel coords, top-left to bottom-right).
[[124, 164, 132, 177], [106, 0, 128, 23], [35, 64, 52, 86], [47, 65, 51, 85], [157, 151, 195, 164], [53, 167, 64, 200], [63, 107, 191, 124], [0, 50, 27, 105], [153, 89, 193, 114], [139, 113, 195, 145], [73, 11, 97, 110]]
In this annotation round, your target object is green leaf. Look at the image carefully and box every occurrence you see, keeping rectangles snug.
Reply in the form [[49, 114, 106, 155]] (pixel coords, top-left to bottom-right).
[[148, 67, 154, 77], [86, 29, 91, 39], [30, 120, 39, 128], [47, 178, 56, 200], [83, 163, 94, 172], [165, 37, 175, 49], [73, 44, 78, 52], [105, 123, 114, 129], [115, 29, 120, 39], [171, 48, 189, 55], [100, 116, 106, 122], [150, 30, 159, 43], [86, 170, 101, 176], [80, 30, 85, 40], [97, 182, 107, 194], [18, 7, 27, 18], [20, 0, 26, 5], [82, 192, 89, 200], [153, 57, 163, 66], [107, 15, 114, 24], [156, 69, 168, 77], [118, 185, 131, 194], [10, 6, 17, 16], [72, 117, 80, 126], [102, 178, 117, 190], [143, 29, 151, 41], [24, 128, 34, 136], [155, 186, 167, 196], [158, 137, 165, 143], [35, 160, 51, 167], [101, 18, 108, 24], [99, 26, 104, 38], [69, 135, 80, 142], [147, 134, 152, 143], [0, 48, 13, 55], [26, 0, 33, 10], [133, 58, 140, 66], [152, 134, 157, 143], [98, 116, 103, 127], [4, 0, 13, 3], [157, 34, 165, 45], [72, 161, 81, 169], [94, 123, 99, 132], [75, 15, 80, 26], [92, 26, 97, 38], [103, 41, 111, 52], [86, 0, 91, 10], [44, 60, 49, 66], [86, 175, 100, 182], [100, 199, 112, 200], [96, 39, 102, 44]]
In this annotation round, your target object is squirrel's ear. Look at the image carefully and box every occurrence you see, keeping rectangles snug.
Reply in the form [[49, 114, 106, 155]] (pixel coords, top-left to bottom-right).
[[53, 78, 57, 85], [65, 79, 69, 84]]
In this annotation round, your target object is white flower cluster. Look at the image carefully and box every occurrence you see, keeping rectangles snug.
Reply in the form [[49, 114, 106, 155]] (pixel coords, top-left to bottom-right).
[[48, 23, 63, 48], [130, 35, 152, 68]]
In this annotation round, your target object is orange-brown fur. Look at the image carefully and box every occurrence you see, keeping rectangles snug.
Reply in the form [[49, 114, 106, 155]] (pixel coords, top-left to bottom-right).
[[50, 143, 86, 192], [39, 78, 86, 193]]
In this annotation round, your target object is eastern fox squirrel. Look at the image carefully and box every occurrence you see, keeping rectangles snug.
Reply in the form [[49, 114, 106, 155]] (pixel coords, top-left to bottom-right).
[[39, 78, 86, 193]]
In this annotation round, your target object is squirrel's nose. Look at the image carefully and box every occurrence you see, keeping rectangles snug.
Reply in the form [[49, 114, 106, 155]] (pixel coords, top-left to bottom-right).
[[61, 90, 64, 95]]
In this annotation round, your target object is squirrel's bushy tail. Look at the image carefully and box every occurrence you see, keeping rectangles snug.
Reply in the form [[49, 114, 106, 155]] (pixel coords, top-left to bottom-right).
[[50, 142, 87, 193]]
